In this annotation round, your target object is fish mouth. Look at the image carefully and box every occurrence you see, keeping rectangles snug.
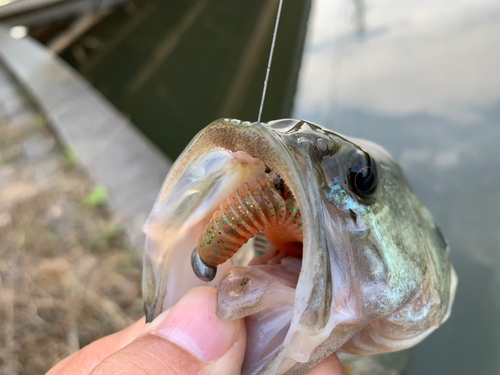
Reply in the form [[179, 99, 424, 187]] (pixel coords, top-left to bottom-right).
[[143, 119, 332, 374]]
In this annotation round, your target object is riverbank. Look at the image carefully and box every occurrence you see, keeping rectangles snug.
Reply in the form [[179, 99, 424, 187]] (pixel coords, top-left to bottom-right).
[[0, 52, 143, 375]]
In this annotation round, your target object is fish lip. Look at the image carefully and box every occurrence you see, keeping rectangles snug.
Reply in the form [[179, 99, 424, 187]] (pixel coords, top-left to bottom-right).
[[158, 118, 314, 222], [158, 118, 303, 202]]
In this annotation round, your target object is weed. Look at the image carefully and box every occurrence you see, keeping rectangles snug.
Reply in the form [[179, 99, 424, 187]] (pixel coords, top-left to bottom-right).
[[83, 185, 108, 207], [64, 147, 78, 167]]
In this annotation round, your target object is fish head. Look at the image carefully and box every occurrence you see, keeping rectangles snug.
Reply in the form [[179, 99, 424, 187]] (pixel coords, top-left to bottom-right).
[[142, 118, 457, 375]]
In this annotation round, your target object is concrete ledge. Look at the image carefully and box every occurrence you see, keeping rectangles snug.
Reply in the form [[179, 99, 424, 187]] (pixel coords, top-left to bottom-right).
[[0, 26, 171, 247]]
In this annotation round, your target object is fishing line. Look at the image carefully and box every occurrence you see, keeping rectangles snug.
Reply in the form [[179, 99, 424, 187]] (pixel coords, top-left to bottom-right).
[[257, 0, 284, 123]]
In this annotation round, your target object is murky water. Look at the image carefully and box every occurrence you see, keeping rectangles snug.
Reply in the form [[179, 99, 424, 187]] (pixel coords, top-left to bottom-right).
[[62, 0, 500, 373]]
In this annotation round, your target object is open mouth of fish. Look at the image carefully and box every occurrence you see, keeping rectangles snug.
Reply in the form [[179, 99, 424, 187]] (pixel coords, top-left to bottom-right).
[[190, 165, 303, 283], [143, 119, 333, 374]]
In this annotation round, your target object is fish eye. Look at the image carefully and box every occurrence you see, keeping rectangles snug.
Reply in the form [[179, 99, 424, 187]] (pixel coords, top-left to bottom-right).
[[348, 152, 378, 197]]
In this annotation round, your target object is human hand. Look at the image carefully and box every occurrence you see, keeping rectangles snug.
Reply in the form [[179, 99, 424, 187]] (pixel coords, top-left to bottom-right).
[[47, 287, 344, 375]]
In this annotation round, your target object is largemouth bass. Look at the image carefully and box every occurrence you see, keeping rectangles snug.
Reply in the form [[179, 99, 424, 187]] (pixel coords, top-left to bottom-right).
[[142, 118, 457, 375]]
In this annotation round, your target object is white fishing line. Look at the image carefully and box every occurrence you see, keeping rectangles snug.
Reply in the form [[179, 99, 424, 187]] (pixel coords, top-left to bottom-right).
[[257, 0, 284, 123]]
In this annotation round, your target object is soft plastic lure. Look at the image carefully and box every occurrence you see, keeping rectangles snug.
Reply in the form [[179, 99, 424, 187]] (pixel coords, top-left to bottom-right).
[[194, 175, 302, 280]]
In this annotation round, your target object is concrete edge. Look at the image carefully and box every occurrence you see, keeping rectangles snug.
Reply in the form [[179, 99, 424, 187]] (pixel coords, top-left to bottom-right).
[[0, 26, 171, 248]]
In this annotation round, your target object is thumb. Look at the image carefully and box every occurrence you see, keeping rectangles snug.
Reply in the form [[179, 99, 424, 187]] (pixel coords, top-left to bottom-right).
[[91, 287, 246, 375]]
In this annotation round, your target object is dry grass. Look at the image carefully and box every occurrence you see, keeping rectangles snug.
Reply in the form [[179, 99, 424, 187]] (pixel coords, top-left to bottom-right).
[[0, 82, 143, 374]]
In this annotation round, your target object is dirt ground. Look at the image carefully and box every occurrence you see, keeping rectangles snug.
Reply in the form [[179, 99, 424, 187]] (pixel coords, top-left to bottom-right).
[[0, 65, 143, 374]]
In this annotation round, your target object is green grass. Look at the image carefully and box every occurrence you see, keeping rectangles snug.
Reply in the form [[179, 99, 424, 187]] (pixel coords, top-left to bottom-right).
[[83, 185, 108, 207], [63, 147, 78, 167]]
